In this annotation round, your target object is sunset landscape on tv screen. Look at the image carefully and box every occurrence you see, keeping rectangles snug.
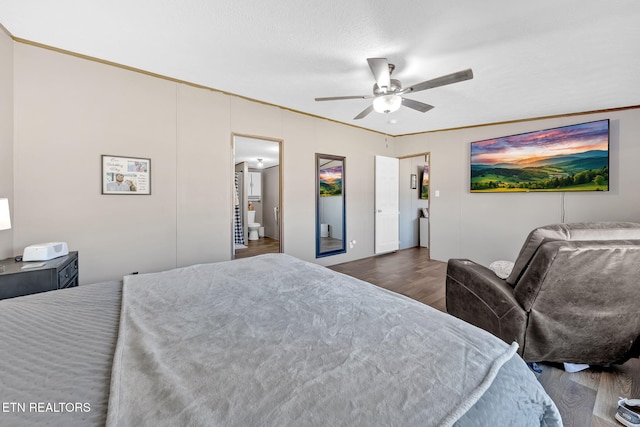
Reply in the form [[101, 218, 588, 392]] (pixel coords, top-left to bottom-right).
[[470, 119, 609, 193]]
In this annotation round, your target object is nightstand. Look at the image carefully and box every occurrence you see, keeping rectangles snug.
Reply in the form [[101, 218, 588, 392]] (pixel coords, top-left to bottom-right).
[[0, 251, 79, 300]]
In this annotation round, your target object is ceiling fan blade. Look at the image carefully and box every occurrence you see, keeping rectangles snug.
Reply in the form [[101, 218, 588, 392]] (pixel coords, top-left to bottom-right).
[[315, 95, 372, 101], [367, 58, 391, 91], [401, 98, 435, 113], [353, 105, 374, 120], [400, 68, 473, 94]]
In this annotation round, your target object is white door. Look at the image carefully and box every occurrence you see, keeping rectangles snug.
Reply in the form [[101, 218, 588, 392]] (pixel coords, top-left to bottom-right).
[[375, 155, 400, 254]]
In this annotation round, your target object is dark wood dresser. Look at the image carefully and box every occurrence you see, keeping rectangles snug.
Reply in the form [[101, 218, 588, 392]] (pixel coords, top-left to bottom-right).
[[0, 251, 78, 300]]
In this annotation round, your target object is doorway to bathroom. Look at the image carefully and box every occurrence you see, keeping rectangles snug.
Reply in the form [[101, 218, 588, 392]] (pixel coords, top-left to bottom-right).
[[232, 135, 283, 259]]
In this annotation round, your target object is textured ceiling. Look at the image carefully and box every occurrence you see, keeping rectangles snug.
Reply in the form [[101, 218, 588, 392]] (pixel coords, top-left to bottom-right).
[[235, 136, 280, 169], [1, 0, 639, 136]]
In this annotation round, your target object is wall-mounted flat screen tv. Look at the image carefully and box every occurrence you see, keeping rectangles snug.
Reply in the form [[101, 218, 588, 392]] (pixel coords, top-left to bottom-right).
[[470, 119, 609, 193]]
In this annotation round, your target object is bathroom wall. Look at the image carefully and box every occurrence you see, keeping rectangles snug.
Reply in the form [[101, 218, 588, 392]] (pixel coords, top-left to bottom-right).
[[262, 165, 280, 239]]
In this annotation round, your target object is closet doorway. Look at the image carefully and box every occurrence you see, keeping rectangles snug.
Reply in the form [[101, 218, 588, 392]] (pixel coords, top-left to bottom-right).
[[398, 153, 430, 253], [232, 135, 283, 259]]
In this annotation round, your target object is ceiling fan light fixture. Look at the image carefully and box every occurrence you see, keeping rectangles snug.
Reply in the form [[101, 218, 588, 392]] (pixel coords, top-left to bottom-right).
[[373, 94, 402, 114], [315, 58, 472, 120]]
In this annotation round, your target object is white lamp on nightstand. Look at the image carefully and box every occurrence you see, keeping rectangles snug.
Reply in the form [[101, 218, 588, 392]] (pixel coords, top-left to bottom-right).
[[0, 198, 10, 231]]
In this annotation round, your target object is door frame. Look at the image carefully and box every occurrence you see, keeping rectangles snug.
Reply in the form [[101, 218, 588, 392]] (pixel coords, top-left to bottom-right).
[[398, 151, 430, 255], [231, 133, 284, 259]]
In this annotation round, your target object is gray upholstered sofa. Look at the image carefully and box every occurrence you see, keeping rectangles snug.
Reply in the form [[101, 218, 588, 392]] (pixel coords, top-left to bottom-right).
[[446, 222, 640, 366]]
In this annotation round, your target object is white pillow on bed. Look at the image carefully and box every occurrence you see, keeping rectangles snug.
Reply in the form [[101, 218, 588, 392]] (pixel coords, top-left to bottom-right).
[[489, 260, 515, 279]]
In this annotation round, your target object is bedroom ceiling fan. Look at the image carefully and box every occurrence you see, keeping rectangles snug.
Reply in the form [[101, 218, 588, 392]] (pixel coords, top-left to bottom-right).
[[314, 58, 473, 120]]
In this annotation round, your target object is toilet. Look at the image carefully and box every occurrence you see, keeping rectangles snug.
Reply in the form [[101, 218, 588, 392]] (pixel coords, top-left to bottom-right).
[[247, 210, 260, 241]]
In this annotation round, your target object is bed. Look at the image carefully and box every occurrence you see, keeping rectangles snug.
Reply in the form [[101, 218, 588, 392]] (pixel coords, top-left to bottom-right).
[[0, 253, 562, 426]]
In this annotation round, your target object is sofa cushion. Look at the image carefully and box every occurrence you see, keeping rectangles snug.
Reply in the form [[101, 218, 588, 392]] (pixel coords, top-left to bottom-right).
[[505, 222, 640, 286]]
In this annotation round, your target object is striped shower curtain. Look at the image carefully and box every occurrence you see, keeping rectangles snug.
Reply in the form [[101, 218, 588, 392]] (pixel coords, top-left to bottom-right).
[[234, 173, 245, 245]]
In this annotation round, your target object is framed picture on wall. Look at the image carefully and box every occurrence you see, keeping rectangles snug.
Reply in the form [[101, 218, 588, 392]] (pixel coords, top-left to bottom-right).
[[101, 155, 151, 195]]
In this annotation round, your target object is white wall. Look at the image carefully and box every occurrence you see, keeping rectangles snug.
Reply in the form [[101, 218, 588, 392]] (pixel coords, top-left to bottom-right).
[[0, 27, 13, 258], [308, 122, 396, 266], [177, 84, 232, 267], [7, 39, 640, 282], [9, 42, 394, 283], [396, 112, 640, 266], [14, 45, 182, 282]]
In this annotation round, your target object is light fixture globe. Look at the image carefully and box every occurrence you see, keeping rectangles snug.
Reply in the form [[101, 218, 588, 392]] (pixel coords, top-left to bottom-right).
[[373, 94, 402, 114]]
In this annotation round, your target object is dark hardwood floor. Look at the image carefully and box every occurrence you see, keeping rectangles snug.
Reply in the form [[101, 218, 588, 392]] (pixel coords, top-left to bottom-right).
[[234, 237, 280, 259], [329, 246, 640, 427], [330, 246, 447, 312]]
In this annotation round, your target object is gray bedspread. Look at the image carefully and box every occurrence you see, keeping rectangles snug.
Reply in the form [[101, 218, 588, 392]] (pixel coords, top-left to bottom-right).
[[0, 280, 122, 427], [106, 254, 561, 426], [0, 254, 561, 426]]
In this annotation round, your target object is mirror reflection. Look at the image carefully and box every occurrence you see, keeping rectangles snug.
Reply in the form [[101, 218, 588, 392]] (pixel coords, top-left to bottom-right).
[[316, 154, 346, 257]]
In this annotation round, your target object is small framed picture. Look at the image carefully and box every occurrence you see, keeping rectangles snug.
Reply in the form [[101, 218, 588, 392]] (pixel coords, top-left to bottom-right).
[[102, 155, 151, 195], [411, 174, 417, 189]]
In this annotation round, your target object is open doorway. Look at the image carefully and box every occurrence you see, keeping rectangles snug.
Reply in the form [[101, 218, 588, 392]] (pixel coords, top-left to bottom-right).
[[398, 153, 430, 253], [232, 135, 283, 259]]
